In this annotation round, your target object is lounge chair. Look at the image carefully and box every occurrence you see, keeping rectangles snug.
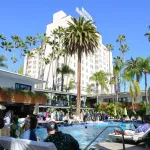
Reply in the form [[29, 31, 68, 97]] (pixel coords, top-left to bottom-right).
[[109, 128, 150, 144], [0, 137, 57, 150]]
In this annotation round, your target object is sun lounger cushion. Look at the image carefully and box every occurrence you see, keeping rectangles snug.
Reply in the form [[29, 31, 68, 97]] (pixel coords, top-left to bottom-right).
[[0, 137, 57, 150], [109, 128, 150, 142]]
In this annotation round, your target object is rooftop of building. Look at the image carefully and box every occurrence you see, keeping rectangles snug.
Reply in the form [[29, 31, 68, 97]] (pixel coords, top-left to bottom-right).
[[0, 69, 46, 84]]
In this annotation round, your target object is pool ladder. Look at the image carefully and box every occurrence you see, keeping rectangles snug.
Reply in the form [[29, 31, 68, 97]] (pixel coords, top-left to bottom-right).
[[84, 126, 125, 150]]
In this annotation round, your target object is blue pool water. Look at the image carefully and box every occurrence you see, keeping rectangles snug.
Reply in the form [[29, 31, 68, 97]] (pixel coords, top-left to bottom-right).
[[36, 122, 137, 149]]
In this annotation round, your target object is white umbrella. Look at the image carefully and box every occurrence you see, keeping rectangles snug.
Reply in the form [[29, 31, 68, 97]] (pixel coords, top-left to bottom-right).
[[124, 107, 127, 116], [33, 103, 39, 115], [0, 104, 6, 110], [114, 108, 117, 116]]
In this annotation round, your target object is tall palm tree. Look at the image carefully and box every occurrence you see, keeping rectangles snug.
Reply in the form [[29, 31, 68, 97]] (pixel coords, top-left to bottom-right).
[[24, 50, 34, 74], [113, 56, 124, 106], [11, 35, 21, 71], [106, 44, 114, 93], [106, 44, 114, 73], [64, 17, 99, 116], [125, 57, 142, 83], [90, 71, 109, 103], [37, 33, 50, 80], [25, 36, 37, 46], [1, 41, 13, 65], [116, 34, 126, 47], [0, 55, 7, 68], [11, 57, 18, 71], [139, 57, 150, 103], [0, 34, 6, 41], [116, 35, 127, 92], [45, 52, 56, 89], [86, 84, 95, 95], [56, 64, 74, 91], [119, 44, 130, 61], [144, 25, 150, 41], [64, 79, 76, 92], [19, 41, 27, 67]]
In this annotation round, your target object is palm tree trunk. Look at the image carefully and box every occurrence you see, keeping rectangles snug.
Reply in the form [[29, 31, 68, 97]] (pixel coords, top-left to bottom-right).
[[66, 56, 71, 86], [55, 56, 59, 90], [109, 50, 112, 93], [144, 72, 149, 103], [12, 46, 16, 72], [26, 56, 29, 75], [96, 83, 99, 104], [116, 91, 118, 108], [19, 49, 22, 67], [61, 74, 64, 91], [132, 98, 135, 112], [45, 60, 52, 88], [76, 51, 81, 116], [4, 50, 7, 67]]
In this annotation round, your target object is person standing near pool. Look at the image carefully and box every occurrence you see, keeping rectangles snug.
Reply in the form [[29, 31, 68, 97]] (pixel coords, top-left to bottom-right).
[[21, 116, 39, 141], [44, 121, 80, 150]]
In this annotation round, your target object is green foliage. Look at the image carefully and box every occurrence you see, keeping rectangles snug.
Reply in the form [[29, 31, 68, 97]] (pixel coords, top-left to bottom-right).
[[90, 71, 109, 92], [0, 87, 49, 100], [18, 65, 23, 74], [0, 55, 7, 68], [107, 103, 116, 117]]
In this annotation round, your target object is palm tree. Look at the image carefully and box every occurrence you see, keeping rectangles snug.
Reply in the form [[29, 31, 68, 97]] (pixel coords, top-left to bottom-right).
[[116, 34, 126, 47], [0, 34, 6, 41], [119, 44, 130, 61], [1, 41, 13, 65], [37, 33, 50, 80], [45, 52, 56, 89], [113, 56, 124, 106], [0, 34, 6, 49], [90, 71, 109, 103], [64, 79, 76, 92], [125, 57, 142, 83], [106, 44, 114, 93], [0, 55, 7, 68], [139, 57, 150, 103], [11, 57, 18, 71], [144, 25, 150, 41], [19, 42, 27, 67], [64, 17, 99, 116], [24, 50, 34, 74], [25, 36, 37, 46], [56, 64, 75, 91], [11, 35, 21, 71], [106, 44, 114, 72], [86, 84, 94, 95]]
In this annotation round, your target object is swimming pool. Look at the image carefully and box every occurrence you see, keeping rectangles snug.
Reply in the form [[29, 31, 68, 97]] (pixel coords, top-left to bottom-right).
[[36, 122, 136, 149]]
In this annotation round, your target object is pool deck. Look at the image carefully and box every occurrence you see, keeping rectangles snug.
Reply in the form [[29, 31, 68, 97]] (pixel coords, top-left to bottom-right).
[[89, 142, 149, 150]]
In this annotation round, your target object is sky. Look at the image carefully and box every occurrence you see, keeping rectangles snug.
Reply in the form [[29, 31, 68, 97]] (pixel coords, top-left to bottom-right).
[[0, 0, 150, 91]]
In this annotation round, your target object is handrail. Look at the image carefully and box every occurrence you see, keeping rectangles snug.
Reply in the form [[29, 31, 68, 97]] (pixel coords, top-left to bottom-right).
[[84, 126, 125, 150]]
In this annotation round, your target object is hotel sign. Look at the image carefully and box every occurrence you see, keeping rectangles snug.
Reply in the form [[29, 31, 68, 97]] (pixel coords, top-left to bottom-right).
[[76, 7, 96, 28]]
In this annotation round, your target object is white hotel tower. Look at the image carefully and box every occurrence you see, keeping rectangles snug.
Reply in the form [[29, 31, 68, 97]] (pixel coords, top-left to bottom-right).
[[24, 9, 114, 95]]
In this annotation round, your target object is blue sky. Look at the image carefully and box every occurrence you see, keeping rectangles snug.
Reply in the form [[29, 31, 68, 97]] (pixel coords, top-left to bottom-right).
[[0, 0, 150, 90]]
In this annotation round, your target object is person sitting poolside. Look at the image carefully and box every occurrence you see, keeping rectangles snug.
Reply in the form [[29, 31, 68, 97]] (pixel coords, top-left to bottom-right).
[[10, 115, 22, 138], [114, 118, 150, 136], [21, 116, 39, 141], [44, 121, 80, 150]]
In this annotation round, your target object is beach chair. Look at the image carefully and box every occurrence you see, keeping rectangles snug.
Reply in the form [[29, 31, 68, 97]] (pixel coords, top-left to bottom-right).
[[109, 128, 150, 144], [0, 137, 57, 150]]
